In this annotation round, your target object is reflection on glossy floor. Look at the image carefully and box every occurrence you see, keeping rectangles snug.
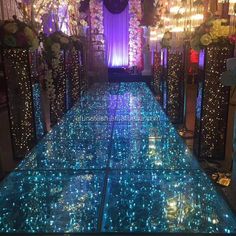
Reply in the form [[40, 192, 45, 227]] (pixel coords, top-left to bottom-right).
[[0, 83, 236, 234]]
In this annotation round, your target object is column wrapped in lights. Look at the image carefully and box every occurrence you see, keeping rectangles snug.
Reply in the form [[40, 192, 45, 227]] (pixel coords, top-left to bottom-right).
[[0, 19, 39, 159], [78, 41, 88, 96], [50, 50, 67, 126], [165, 49, 184, 124], [66, 37, 83, 108], [194, 44, 234, 160], [160, 31, 184, 124], [2, 49, 37, 159], [153, 51, 163, 102], [30, 50, 46, 139], [191, 16, 236, 160]]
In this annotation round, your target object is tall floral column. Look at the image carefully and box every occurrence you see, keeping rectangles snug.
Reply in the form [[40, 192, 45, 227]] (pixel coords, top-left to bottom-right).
[[194, 44, 234, 160], [0, 19, 39, 159], [89, 0, 107, 81], [89, 0, 104, 36], [191, 18, 235, 160], [160, 32, 184, 124], [89, 0, 105, 63], [43, 32, 70, 127], [129, 0, 142, 68]]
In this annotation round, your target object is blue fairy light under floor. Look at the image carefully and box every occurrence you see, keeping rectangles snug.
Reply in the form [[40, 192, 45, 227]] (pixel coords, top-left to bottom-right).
[[0, 82, 236, 234]]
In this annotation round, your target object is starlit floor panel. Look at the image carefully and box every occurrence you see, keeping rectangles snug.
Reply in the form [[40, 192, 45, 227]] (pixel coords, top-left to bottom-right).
[[103, 170, 236, 233], [0, 171, 105, 233], [0, 82, 236, 235]]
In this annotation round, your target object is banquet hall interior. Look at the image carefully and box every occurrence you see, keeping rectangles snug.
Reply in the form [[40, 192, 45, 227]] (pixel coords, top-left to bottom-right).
[[1, 0, 236, 235]]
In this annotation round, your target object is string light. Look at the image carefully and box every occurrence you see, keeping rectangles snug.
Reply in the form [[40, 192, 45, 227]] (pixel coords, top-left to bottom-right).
[[150, 0, 204, 42], [194, 45, 234, 159], [16, 0, 83, 34], [3, 49, 36, 159], [158, 50, 184, 123], [50, 51, 67, 126], [152, 52, 162, 101], [68, 48, 81, 106]]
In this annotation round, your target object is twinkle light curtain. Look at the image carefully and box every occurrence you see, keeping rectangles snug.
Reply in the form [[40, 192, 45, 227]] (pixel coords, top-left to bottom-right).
[[103, 4, 129, 67]]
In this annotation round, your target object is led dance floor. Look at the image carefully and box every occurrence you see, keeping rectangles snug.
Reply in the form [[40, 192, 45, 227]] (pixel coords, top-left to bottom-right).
[[0, 83, 236, 235]]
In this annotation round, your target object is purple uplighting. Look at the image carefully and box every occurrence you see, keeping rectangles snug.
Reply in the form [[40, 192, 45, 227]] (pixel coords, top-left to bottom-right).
[[199, 49, 205, 69], [103, 5, 129, 67]]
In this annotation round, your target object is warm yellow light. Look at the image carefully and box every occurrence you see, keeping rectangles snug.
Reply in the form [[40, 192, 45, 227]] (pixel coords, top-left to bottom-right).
[[171, 26, 184, 32], [191, 14, 204, 21], [168, 200, 177, 207], [154, 160, 163, 166], [179, 7, 186, 14], [162, 16, 171, 22], [157, 33, 164, 38], [170, 6, 180, 14], [229, 0, 236, 15], [150, 31, 157, 36]]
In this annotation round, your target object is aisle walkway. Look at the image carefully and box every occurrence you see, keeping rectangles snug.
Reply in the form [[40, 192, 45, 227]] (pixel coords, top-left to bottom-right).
[[0, 83, 236, 234]]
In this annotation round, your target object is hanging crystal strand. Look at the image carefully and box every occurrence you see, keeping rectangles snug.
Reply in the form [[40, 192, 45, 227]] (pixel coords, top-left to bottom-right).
[[229, 1, 236, 35]]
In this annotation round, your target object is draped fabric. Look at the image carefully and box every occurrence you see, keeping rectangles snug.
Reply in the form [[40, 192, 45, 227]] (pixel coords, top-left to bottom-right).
[[103, 5, 129, 67], [103, 0, 128, 14]]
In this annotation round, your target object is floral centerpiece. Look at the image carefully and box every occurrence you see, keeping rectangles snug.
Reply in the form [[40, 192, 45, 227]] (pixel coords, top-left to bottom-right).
[[70, 35, 83, 50], [42, 31, 71, 65], [41, 31, 71, 101], [190, 17, 236, 51], [160, 31, 172, 48], [0, 17, 39, 50]]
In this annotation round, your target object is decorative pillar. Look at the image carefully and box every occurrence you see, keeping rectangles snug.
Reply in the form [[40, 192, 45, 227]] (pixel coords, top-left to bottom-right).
[[66, 47, 81, 109], [220, 57, 236, 170], [78, 42, 88, 95], [50, 51, 67, 126], [30, 50, 46, 140], [142, 26, 152, 76], [162, 48, 184, 124], [1, 49, 37, 159], [160, 48, 168, 110], [152, 51, 163, 102], [129, 0, 142, 68], [193, 44, 235, 160]]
